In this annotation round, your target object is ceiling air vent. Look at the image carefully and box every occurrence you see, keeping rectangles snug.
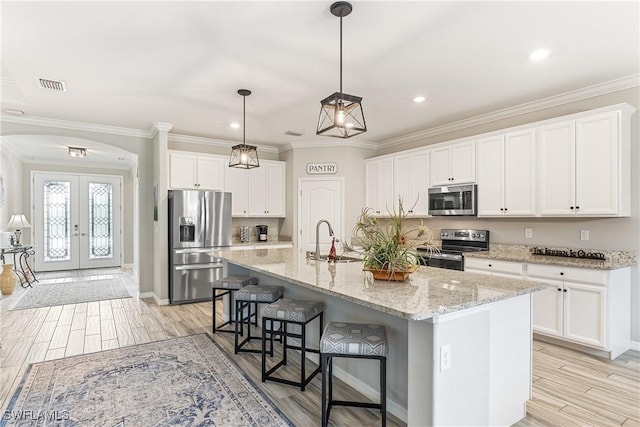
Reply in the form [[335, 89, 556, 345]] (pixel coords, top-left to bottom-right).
[[37, 78, 67, 92], [285, 130, 304, 137]]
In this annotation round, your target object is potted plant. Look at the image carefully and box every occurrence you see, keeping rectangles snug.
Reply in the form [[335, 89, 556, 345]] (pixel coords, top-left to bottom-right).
[[345, 197, 439, 281]]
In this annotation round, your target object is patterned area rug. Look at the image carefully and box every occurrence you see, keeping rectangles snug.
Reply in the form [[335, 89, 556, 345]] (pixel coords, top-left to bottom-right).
[[3, 334, 293, 426], [10, 278, 132, 310]]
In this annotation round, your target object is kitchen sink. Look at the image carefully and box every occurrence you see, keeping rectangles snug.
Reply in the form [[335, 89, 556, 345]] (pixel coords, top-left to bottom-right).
[[306, 252, 362, 263]]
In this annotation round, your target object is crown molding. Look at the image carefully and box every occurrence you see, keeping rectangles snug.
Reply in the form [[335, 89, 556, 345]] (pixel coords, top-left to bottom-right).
[[168, 133, 279, 153], [378, 74, 640, 149], [279, 138, 378, 153], [151, 122, 174, 136], [0, 114, 153, 139]]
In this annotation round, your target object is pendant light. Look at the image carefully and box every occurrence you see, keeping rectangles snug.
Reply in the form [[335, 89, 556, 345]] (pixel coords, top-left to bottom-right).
[[316, 1, 366, 139], [229, 89, 259, 169]]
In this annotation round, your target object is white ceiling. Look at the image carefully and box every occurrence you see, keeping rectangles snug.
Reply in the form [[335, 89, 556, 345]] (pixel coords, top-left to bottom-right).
[[1, 1, 639, 161]]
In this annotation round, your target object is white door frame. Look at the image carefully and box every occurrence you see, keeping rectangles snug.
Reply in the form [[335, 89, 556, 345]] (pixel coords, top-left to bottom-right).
[[296, 177, 345, 250], [31, 170, 124, 271]]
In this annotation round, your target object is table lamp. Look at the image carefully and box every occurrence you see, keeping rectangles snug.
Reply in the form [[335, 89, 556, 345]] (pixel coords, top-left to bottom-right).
[[7, 213, 31, 247]]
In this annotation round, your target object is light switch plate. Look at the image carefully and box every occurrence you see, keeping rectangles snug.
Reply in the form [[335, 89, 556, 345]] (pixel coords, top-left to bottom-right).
[[580, 230, 590, 241], [525, 228, 533, 239]]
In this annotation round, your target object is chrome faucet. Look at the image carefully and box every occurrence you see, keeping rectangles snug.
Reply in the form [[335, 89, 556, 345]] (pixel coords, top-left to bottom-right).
[[315, 219, 334, 261]]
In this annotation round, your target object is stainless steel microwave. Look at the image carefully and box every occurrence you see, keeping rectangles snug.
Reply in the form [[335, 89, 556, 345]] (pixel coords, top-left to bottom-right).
[[428, 184, 477, 216]]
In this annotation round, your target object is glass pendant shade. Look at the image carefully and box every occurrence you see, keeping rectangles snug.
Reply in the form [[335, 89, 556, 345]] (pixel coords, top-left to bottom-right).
[[317, 91, 366, 138], [229, 88, 259, 169], [229, 143, 259, 169]]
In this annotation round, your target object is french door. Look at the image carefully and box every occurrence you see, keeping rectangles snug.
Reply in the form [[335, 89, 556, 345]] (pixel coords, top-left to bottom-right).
[[33, 172, 122, 272]]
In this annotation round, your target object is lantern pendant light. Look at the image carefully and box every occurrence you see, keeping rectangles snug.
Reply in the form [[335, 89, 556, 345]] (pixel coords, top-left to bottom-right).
[[229, 89, 260, 169], [316, 1, 367, 139]]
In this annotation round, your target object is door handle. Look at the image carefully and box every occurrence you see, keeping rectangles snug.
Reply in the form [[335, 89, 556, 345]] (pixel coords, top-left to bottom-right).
[[175, 248, 219, 254], [81, 233, 87, 236], [174, 263, 223, 271]]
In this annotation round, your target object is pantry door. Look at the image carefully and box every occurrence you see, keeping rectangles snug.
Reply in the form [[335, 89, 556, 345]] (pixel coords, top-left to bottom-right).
[[33, 172, 122, 271], [298, 178, 344, 253]]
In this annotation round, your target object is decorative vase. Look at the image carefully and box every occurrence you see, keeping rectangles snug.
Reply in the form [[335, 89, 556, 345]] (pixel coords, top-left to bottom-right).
[[1, 264, 17, 295], [365, 265, 417, 282]]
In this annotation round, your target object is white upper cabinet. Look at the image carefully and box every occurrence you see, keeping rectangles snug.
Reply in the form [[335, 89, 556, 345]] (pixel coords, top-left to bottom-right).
[[248, 160, 285, 217], [365, 157, 394, 215], [224, 159, 286, 217], [477, 129, 535, 216], [224, 166, 249, 216], [169, 152, 225, 190], [575, 112, 623, 216], [393, 150, 429, 215], [537, 109, 631, 217], [429, 140, 475, 186]]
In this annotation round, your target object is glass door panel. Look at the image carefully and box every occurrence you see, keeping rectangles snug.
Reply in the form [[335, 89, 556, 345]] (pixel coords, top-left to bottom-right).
[[33, 173, 122, 272]]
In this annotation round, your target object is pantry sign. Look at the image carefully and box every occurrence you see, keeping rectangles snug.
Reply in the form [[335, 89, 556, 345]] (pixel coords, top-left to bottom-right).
[[306, 162, 338, 175]]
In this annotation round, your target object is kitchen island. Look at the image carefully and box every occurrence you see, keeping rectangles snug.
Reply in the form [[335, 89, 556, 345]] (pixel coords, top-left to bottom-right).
[[216, 247, 546, 426]]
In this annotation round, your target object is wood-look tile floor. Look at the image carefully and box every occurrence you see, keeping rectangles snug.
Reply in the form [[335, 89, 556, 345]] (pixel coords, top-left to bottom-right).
[[1, 294, 638, 426]]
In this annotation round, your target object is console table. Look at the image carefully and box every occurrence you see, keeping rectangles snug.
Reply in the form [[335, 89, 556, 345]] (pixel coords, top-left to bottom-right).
[[0, 246, 38, 288]]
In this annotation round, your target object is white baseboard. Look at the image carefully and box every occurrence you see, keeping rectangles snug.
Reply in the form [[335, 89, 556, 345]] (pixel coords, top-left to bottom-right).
[[631, 340, 640, 352], [136, 291, 169, 305], [332, 364, 408, 423], [152, 293, 170, 306]]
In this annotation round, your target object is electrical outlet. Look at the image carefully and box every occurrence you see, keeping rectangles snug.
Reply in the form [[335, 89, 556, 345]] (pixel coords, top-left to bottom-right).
[[580, 230, 590, 241], [440, 344, 451, 371], [525, 227, 533, 239]]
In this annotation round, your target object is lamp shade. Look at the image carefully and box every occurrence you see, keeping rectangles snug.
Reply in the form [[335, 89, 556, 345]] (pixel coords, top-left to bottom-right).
[[229, 144, 260, 169], [317, 92, 367, 138], [7, 213, 31, 229]]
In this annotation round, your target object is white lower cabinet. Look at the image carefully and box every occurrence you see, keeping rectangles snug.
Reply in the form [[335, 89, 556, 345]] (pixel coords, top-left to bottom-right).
[[465, 257, 631, 359], [527, 263, 630, 359]]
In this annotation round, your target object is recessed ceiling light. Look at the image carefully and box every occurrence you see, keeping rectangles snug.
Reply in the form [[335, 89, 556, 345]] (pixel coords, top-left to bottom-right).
[[529, 49, 550, 61], [230, 122, 240, 129], [3, 109, 24, 115], [413, 96, 426, 103]]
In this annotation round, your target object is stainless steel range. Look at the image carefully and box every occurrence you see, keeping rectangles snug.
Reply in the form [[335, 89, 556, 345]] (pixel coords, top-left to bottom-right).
[[415, 229, 490, 271]]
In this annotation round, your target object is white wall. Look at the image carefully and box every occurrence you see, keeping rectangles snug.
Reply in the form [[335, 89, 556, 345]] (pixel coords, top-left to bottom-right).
[[376, 87, 640, 342], [282, 145, 377, 245], [0, 143, 24, 237]]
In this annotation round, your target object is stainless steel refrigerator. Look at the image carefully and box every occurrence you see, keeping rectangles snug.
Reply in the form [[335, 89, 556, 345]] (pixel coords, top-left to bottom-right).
[[169, 190, 232, 304]]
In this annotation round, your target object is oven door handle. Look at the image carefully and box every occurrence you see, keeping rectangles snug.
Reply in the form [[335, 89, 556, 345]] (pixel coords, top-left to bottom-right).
[[174, 263, 223, 271]]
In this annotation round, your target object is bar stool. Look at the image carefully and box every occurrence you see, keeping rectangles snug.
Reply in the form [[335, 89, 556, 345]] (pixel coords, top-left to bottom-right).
[[261, 298, 324, 391], [320, 322, 388, 427], [211, 275, 258, 334], [234, 285, 283, 354]]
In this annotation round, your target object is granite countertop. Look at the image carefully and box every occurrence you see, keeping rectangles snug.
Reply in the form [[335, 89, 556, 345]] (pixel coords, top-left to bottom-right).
[[465, 244, 637, 270], [214, 247, 546, 321], [230, 238, 293, 247]]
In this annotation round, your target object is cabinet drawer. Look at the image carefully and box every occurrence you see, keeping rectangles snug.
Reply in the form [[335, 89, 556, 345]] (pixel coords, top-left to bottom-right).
[[464, 258, 523, 275], [527, 264, 607, 284]]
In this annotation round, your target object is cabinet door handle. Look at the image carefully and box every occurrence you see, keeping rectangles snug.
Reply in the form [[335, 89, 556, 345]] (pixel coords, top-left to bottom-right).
[[488, 264, 492, 267], [575, 206, 580, 210], [500, 208, 504, 211], [557, 288, 562, 292], [563, 289, 567, 292], [504, 208, 508, 211], [570, 206, 574, 210], [560, 272, 564, 276]]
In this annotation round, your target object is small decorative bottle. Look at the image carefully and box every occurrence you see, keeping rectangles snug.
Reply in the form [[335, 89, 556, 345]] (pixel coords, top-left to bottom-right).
[[328, 237, 337, 263]]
